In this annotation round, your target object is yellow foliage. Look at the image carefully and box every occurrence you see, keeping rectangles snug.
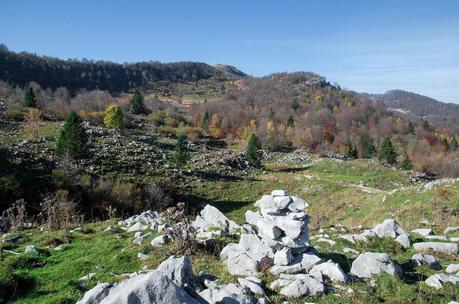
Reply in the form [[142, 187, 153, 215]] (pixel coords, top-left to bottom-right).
[[267, 120, 276, 135]]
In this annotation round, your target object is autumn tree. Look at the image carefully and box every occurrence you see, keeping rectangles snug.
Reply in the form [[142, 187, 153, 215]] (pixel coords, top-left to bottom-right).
[[24, 87, 38, 108], [104, 105, 124, 128], [23, 108, 42, 139], [245, 133, 262, 167], [209, 113, 223, 138], [56, 111, 88, 159], [130, 89, 146, 114], [379, 137, 398, 165]]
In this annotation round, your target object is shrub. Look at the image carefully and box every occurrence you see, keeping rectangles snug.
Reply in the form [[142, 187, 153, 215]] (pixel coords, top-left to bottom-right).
[[245, 133, 262, 167], [358, 134, 376, 158], [2, 199, 28, 231], [130, 89, 146, 115], [103, 104, 123, 128], [39, 192, 82, 231], [22, 108, 42, 139], [56, 111, 88, 159], [170, 133, 190, 168], [23, 87, 37, 108]]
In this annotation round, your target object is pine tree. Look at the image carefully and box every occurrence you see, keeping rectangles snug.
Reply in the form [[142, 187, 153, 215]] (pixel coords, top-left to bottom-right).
[[56, 111, 88, 159], [245, 133, 262, 167], [358, 134, 376, 158], [170, 133, 190, 168], [286, 115, 295, 127], [104, 105, 124, 128], [400, 152, 413, 170], [24, 87, 38, 108], [130, 89, 146, 115], [201, 110, 210, 129], [379, 137, 398, 165], [451, 137, 458, 150]]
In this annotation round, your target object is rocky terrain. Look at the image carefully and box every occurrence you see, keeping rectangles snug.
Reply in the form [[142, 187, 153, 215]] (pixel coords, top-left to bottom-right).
[[2, 187, 459, 303]]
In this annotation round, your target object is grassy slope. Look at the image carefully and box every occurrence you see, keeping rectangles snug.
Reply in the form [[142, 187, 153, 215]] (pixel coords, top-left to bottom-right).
[[1, 157, 459, 303]]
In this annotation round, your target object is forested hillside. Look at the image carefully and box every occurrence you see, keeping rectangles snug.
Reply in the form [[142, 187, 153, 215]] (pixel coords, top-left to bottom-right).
[[0, 44, 245, 93]]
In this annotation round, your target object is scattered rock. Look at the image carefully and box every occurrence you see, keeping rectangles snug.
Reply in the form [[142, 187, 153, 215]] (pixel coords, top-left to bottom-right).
[[444, 226, 459, 235], [413, 242, 458, 255], [411, 228, 432, 237], [445, 264, 459, 274], [24, 245, 38, 254], [76, 283, 112, 304], [425, 273, 459, 289], [309, 261, 350, 283], [237, 276, 265, 295], [350, 252, 402, 278], [411, 253, 441, 270]]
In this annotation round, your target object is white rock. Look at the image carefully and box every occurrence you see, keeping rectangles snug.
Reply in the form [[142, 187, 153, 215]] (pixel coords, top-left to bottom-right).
[[289, 196, 309, 211], [245, 210, 262, 225], [309, 261, 350, 283], [269, 279, 291, 289], [316, 238, 336, 246], [256, 218, 283, 240], [413, 242, 458, 255], [274, 248, 293, 266], [274, 195, 292, 210], [237, 277, 265, 295], [343, 247, 359, 255], [444, 226, 459, 234], [127, 222, 149, 232], [411, 228, 432, 237], [446, 264, 459, 274], [371, 219, 408, 238], [411, 253, 440, 270], [76, 283, 112, 304], [350, 252, 402, 278], [425, 273, 459, 289], [424, 235, 448, 241], [395, 234, 411, 249], [192, 204, 240, 234], [137, 252, 149, 261], [25, 245, 38, 254], [279, 275, 324, 297], [199, 283, 256, 304], [151, 235, 168, 248]]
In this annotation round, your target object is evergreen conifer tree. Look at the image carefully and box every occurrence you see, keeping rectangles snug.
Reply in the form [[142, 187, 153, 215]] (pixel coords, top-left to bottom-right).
[[286, 115, 295, 127], [24, 87, 38, 108], [170, 133, 190, 168], [130, 89, 146, 115], [56, 111, 88, 159], [379, 137, 398, 165], [245, 133, 262, 167], [400, 152, 413, 170]]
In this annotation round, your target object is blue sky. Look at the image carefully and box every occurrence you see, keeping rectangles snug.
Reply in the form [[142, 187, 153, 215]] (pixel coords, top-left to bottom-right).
[[1, 0, 458, 103]]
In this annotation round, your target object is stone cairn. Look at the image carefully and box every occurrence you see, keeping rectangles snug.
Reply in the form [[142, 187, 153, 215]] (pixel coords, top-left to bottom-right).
[[221, 190, 349, 297]]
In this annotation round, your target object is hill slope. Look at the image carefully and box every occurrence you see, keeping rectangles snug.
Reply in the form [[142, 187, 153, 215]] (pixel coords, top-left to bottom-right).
[[0, 45, 245, 93]]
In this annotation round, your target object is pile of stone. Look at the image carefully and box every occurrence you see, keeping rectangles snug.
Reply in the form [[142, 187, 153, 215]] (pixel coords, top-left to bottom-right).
[[220, 190, 351, 298], [77, 255, 262, 304], [118, 210, 163, 232]]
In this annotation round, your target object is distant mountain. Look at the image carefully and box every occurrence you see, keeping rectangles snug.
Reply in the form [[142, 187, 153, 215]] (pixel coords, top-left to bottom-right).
[[370, 90, 459, 120], [0, 45, 246, 93]]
